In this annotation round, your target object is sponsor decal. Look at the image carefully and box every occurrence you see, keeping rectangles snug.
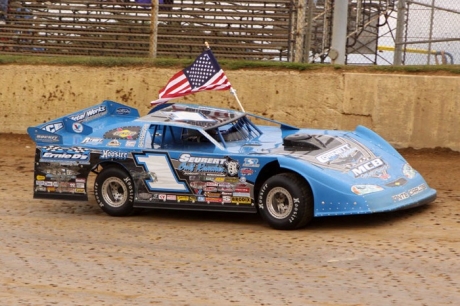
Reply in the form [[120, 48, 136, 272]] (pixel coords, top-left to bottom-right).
[[204, 187, 217, 192], [190, 181, 206, 189], [107, 139, 121, 147], [226, 160, 239, 176], [72, 122, 84, 133], [205, 192, 221, 198], [243, 158, 260, 167], [75, 188, 86, 194], [177, 196, 189, 202], [218, 182, 232, 188], [392, 192, 410, 201], [70, 105, 107, 122], [42, 122, 64, 133], [222, 196, 232, 203], [82, 137, 104, 145], [104, 126, 141, 140], [316, 144, 354, 163], [232, 192, 251, 197], [179, 154, 226, 164], [100, 150, 129, 160], [231, 197, 252, 204], [408, 183, 427, 196], [206, 197, 222, 203], [351, 158, 389, 180], [36, 175, 46, 181], [167, 194, 176, 201], [392, 183, 427, 201], [219, 187, 234, 192], [137, 124, 149, 148], [138, 193, 153, 201], [36, 134, 60, 143], [159, 194, 167, 201], [40, 146, 90, 163], [115, 107, 131, 115], [114, 129, 137, 139], [197, 196, 206, 202], [35, 186, 47, 192], [177, 154, 240, 176], [240, 168, 254, 175], [234, 187, 250, 193], [126, 140, 136, 147], [281, 136, 388, 176]]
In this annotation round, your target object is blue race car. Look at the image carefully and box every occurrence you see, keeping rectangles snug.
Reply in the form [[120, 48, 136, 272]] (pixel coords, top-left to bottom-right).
[[27, 100, 436, 230]]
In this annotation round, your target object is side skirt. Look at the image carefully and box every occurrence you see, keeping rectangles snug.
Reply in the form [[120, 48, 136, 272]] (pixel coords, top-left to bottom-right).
[[134, 202, 257, 213]]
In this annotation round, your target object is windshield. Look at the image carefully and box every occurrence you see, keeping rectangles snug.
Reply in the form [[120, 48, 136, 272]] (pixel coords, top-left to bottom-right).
[[145, 104, 263, 148]]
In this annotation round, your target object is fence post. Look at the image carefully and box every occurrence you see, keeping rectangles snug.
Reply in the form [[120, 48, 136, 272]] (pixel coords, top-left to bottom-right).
[[294, 0, 307, 62], [427, 0, 436, 65], [303, 0, 315, 63], [149, 0, 159, 58], [330, 0, 348, 64], [394, 0, 406, 66]]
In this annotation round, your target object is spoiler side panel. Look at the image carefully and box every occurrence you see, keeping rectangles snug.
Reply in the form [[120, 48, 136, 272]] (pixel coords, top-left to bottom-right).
[[27, 100, 140, 145]]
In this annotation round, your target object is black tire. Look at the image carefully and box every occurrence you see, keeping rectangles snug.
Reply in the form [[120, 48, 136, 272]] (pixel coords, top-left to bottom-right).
[[94, 167, 135, 216], [258, 173, 313, 230]]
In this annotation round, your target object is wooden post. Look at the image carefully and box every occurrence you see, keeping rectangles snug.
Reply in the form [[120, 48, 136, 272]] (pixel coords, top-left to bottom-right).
[[149, 0, 159, 58]]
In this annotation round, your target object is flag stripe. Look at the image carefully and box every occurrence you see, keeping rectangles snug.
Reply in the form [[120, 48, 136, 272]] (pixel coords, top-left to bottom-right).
[[151, 49, 232, 105]]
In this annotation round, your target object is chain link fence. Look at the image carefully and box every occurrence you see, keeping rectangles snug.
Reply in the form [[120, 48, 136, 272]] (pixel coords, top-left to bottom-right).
[[401, 0, 460, 65], [0, 0, 458, 64]]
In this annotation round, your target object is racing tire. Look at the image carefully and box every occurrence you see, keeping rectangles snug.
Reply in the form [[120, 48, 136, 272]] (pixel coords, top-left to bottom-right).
[[94, 167, 135, 217], [258, 173, 313, 230]]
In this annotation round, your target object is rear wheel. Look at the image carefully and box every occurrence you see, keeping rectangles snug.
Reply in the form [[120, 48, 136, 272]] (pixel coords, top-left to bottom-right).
[[258, 173, 313, 230], [94, 167, 135, 216]]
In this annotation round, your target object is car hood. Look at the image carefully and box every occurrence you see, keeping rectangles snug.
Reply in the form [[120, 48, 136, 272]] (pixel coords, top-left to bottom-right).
[[249, 125, 415, 184]]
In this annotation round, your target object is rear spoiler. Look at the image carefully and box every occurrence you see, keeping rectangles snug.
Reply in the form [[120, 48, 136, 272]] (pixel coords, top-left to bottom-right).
[[27, 100, 139, 145]]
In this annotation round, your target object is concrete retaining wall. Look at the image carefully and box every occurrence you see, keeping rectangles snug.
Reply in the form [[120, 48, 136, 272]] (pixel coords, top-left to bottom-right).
[[1, 65, 459, 151]]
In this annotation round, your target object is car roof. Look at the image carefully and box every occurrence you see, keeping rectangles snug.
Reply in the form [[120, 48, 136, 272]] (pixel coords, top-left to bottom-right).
[[137, 103, 246, 130]]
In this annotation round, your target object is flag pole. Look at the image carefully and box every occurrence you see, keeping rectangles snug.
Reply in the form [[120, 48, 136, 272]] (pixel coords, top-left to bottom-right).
[[230, 88, 245, 113], [204, 41, 245, 113]]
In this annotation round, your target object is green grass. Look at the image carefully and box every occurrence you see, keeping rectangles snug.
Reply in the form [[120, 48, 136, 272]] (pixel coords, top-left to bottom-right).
[[1, 55, 460, 74]]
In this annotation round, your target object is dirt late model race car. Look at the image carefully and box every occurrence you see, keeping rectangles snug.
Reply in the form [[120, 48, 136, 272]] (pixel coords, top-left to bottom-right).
[[27, 100, 437, 230]]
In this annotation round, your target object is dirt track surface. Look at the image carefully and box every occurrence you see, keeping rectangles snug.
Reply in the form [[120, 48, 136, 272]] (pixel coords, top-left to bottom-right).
[[1, 134, 459, 305]]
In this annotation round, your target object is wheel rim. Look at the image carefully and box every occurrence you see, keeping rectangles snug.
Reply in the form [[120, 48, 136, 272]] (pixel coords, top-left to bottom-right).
[[101, 177, 128, 208], [266, 187, 293, 219]]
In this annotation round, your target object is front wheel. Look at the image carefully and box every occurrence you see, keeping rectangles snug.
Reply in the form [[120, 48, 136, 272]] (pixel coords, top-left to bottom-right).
[[258, 173, 313, 230], [94, 167, 135, 216]]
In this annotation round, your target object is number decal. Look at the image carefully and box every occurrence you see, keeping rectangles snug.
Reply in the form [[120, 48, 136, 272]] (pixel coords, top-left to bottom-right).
[[135, 153, 188, 192]]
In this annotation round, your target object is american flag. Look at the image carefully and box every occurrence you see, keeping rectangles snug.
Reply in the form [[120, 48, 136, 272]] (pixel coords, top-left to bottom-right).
[[151, 49, 231, 105]]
